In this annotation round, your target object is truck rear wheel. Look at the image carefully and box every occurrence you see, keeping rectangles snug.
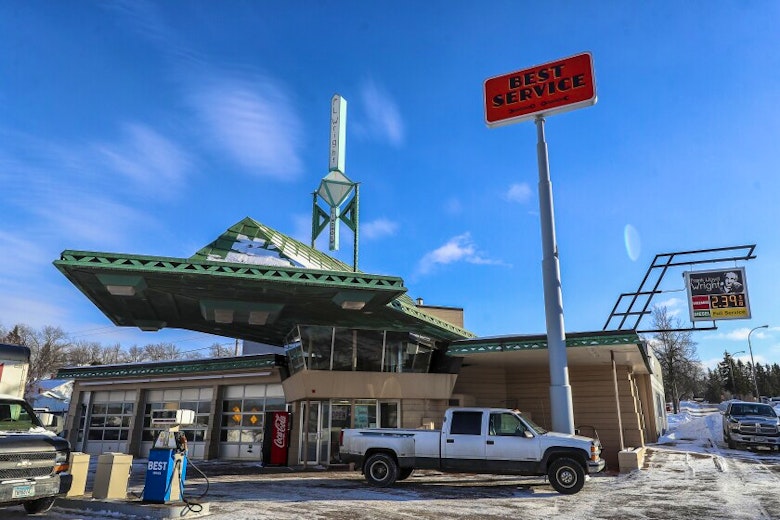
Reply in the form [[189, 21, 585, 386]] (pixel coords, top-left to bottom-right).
[[364, 453, 399, 487], [548, 457, 585, 494], [23, 497, 56, 514]]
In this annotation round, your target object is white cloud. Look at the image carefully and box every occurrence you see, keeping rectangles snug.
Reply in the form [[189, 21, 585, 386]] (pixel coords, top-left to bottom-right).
[[705, 327, 772, 342], [505, 183, 532, 203], [359, 80, 404, 146], [189, 76, 304, 179], [31, 196, 157, 248], [417, 233, 504, 275], [0, 129, 167, 249], [97, 123, 191, 190], [361, 218, 398, 240], [0, 231, 49, 276], [656, 297, 684, 317]]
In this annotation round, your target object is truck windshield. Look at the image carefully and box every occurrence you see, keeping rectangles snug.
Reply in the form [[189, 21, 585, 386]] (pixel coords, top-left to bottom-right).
[[515, 412, 548, 435], [0, 400, 42, 431]]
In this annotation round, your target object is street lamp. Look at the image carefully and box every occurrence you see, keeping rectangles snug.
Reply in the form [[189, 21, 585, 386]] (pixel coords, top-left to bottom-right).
[[747, 325, 769, 400]]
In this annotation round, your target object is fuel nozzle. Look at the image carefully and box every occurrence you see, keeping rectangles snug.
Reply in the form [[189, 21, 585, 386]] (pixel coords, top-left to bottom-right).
[[175, 431, 188, 454]]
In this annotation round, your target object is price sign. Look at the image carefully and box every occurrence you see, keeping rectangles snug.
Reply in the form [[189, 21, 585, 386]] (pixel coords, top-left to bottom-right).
[[685, 267, 751, 321]]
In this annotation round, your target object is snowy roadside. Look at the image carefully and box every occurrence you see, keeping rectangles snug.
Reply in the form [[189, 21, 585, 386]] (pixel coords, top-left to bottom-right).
[[4, 401, 779, 519]]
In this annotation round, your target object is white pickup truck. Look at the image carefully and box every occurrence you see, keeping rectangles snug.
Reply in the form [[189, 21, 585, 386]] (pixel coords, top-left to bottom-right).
[[339, 407, 605, 494]]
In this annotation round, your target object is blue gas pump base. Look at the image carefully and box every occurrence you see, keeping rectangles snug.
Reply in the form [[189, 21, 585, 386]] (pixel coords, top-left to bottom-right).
[[143, 448, 187, 503]]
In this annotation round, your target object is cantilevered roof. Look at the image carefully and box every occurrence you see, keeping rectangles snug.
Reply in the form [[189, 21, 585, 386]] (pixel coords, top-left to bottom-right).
[[449, 330, 654, 374], [54, 217, 475, 345]]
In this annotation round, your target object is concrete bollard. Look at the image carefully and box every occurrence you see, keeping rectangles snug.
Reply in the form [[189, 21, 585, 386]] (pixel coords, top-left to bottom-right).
[[66, 452, 90, 497], [92, 453, 133, 500]]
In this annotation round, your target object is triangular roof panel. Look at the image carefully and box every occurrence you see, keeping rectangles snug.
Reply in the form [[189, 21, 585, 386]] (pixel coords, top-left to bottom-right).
[[191, 217, 353, 271]]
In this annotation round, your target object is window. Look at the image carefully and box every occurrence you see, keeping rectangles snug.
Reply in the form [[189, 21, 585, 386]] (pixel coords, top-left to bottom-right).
[[355, 330, 383, 371], [87, 395, 135, 442], [450, 411, 483, 435], [284, 326, 438, 374], [219, 384, 289, 451], [489, 413, 525, 436], [142, 388, 212, 444]]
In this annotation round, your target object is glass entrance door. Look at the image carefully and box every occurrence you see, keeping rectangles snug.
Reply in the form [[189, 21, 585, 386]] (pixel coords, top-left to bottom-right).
[[299, 401, 329, 465]]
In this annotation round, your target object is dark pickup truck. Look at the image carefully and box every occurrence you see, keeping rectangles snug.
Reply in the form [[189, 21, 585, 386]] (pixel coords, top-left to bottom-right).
[[722, 401, 780, 450]]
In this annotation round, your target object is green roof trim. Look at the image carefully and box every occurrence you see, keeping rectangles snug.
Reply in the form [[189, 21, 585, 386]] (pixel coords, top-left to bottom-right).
[[55, 251, 406, 292], [56, 354, 279, 380], [447, 331, 641, 355]]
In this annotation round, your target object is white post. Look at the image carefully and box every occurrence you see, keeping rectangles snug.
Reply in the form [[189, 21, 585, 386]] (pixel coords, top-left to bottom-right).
[[535, 116, 574, 434]]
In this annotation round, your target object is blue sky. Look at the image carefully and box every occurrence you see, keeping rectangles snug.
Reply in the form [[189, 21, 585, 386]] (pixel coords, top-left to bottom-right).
[[1, 1, 778, 369]]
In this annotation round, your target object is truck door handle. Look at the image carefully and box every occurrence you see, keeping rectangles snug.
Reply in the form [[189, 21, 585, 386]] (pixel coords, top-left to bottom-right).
[[446, 439, 454, 443], [486, 440, 494, 445]]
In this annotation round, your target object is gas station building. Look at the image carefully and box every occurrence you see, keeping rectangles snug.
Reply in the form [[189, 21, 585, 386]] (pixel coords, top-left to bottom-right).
[[55, 217, 666, 469]]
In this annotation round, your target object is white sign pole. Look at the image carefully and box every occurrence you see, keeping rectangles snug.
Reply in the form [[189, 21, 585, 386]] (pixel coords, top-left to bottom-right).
[[536, 116, 575, 434]]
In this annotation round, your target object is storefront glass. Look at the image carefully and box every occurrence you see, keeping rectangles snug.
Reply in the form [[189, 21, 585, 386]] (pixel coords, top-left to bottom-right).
[[219, 383, 287, 460], [298, 399, 399, 465], [284, 326, 436, 375]]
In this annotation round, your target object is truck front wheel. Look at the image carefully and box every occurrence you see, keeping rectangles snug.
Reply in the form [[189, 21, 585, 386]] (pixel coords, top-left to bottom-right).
[[548, 457, 586, 494], [364, 453, 399, 487], [23, 497, 56, 514]]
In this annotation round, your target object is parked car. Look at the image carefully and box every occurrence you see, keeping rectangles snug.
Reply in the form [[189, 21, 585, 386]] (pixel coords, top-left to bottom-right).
[[722, 401, 780, 450]]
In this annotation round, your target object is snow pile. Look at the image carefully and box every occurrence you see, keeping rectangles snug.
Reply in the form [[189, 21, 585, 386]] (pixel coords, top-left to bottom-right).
[[656, 401, 722, 452]]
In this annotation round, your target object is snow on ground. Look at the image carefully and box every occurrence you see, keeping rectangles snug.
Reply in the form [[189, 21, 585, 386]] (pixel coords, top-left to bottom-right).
[[4, 401, 779, 519]]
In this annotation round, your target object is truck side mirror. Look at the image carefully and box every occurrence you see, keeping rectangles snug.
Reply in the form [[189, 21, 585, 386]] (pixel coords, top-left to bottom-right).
[[36, 412, 56, 428]]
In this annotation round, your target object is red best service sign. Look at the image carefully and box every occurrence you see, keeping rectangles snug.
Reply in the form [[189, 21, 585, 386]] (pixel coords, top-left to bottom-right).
[[484, 52, 597, 127]]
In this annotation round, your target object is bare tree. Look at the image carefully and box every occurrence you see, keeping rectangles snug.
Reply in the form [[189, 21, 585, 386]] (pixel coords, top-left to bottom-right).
[[9, 325, 72, 399], [650, 306, 701, 413], [122, 345, 147, 363], [100, 343, 124, 365], [66, 340, 103, 366], [142, 342, 181, 361], [209, 342, 234, 358]]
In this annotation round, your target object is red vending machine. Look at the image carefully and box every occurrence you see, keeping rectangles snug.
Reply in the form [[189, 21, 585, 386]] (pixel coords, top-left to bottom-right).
[[262, 411, 291, 466]]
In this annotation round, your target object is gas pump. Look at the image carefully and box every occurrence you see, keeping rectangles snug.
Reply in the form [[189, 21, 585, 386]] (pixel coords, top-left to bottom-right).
[[142, 409, 195, 503]]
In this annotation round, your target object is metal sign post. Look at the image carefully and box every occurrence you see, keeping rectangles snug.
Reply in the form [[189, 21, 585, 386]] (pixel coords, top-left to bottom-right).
[[484, 53, 597, 434], [312, 94, 360, 270], [535, 116, 574, 434]]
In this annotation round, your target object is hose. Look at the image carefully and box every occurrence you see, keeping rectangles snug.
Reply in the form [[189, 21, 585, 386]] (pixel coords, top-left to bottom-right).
[[177, 452, 210, 516]]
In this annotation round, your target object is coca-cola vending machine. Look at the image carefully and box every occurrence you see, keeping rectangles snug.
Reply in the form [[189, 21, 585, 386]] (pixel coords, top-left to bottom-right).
[[262, 411, 291, 466]]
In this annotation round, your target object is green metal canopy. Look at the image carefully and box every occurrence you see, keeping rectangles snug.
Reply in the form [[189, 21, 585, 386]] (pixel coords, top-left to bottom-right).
[[54, 217, 475, 345]]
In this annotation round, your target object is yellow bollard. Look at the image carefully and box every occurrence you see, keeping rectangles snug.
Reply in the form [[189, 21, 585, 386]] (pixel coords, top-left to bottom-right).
[[92, 453, 133, 500], [66, 452, 90, 497]]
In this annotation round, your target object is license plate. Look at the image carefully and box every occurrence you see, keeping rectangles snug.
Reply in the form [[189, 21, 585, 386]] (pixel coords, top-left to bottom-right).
[[12, 484, 35, 499]]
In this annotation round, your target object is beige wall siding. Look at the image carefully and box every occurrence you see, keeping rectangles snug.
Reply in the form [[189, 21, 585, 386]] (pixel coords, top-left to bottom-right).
[[456, 363, 647, 468], [400, 399, 450, 429], [451, 365, 508, 408], [417, 306, 464, 328]]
